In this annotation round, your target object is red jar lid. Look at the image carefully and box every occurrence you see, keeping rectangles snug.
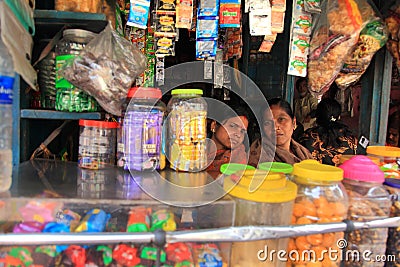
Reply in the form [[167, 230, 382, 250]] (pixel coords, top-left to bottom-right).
[[127, 87, 162, 99], [79, 119, 119, 129]]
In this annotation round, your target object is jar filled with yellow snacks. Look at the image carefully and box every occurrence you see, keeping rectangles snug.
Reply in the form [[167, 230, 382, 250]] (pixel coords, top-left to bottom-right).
[[166, 89, 207, 172], [289, 160, 348, 267]]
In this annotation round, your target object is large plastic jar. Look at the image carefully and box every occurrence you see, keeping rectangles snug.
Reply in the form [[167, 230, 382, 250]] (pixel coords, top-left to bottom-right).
[[289, 160, 348, 267], [383, 178, 400, 267], [55, 29, 98, 112], [78, 120, 118, 169], [224, 169, 297, 267], [340, 155, 391, 267], [166, 89, 207, 172], [367, 146, 400, 178], [120, 87, 165, 172]]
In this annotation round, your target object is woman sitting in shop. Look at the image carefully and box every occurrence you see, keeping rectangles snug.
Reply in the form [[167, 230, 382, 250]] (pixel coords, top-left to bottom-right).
[[248, 98, 313, 167], [206, 104, 250, 178], [299, 98, 365, 166]]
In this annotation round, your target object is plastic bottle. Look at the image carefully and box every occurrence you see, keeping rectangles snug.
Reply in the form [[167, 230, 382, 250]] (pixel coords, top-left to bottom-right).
[[0, 39, 15, 192]]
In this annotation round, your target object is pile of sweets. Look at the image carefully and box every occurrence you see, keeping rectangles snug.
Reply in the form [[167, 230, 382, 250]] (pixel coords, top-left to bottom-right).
[[0, 203, 226, 267]]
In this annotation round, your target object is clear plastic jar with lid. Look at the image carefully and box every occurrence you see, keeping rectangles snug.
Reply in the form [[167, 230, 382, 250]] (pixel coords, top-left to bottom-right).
[[119, 87, 165, 172], [383, 178, 400, 267], [289, 160, 348, 267], [78, 119, 118, 169], [166, 89, 207, 172], [340, 155, 391, 267], [55, 29, 98, 112], [367, 146, 400, 178], [224, 169, 297, 267]]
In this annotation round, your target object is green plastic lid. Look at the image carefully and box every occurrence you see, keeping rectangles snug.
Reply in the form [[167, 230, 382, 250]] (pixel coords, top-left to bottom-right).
[[258, 162, 293, 174], [220, 163, 256, 175], [171, 89, 203, 95]]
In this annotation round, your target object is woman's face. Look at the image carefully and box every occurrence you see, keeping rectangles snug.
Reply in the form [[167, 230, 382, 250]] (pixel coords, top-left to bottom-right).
[[212, 116, 248, 150], [263, 105, 295, 150]]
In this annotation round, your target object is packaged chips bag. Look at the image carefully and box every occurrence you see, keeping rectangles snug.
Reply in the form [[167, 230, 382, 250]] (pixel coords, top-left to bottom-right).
[[335, 18, 388, 89]]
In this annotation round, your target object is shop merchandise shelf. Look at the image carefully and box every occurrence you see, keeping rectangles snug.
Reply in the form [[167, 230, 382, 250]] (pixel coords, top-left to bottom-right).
[[20, 109, 102, 120], [0, 159, 399, 267]]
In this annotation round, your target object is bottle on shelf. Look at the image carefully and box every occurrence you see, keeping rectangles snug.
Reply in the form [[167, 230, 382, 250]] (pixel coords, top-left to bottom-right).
[[0, 37, 15, 192]]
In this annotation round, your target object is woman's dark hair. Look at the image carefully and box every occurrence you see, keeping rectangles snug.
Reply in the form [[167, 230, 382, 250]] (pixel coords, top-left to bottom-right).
[[266, 98, 295, 120], [315, 98, 353, 147]]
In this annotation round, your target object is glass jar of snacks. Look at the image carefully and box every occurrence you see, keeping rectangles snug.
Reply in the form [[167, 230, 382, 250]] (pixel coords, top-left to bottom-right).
[[55, 29, 98, 112], [383, 178, 400, 267], [166, 89, 207, 172], [340, 155, 391, 267], [224, 169, 297, 267], [78, 119, 118, 169], [117, 87, 165, 172], [289, 160, 348, 267], [367, 146, 400, 178]]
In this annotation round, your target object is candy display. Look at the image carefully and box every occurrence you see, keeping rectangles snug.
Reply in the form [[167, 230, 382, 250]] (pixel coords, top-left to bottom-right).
[[384, 178, 400, 267], [367, 146, 400, 178], [0, 203, 228, 267], [224, 169, 297, 267], [78, 120, 119, 169], [340, 156, 391, 267], [289, 160, 348, 266], [55, 29, 99, 112], [166, 89, 207, 172]]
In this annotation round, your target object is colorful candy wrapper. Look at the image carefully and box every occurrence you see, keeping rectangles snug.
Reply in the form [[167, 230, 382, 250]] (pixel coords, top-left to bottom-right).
[[96, 245, 113, 266], [19, 201, 61, 224], [113, 244, 140, 266], [127, 206, 152, 232], [43, 222, 70, 253], [192, 244, 223, 267], [64, 245, 86, 267], [74, 208, 110, 233], [141, 246, 167, 262], [13, 221, 44, 233], [56, 209, 81, 231], [150, 209, 177, 231], [33, 245, 58, 266], [9, 247, 34, 267], [165, 243, 193, 263]]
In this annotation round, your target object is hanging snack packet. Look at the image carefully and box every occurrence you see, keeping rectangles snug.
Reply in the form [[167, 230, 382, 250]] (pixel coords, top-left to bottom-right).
[[176, 0, 194, 28], [196, 39, 218, 59], [335, 18, 388, 89], [61, 23, 147, 116], [127, 0, 151, 29], [304, 0, 322, 14], [307, 0, 368, 96]]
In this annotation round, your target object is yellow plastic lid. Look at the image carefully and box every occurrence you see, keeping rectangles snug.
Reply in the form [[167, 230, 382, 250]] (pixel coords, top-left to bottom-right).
[[292, 159, 343, 182], [367, 146, 400, 158], [171, 89, 203, 95], [224, 170, 297, 203]]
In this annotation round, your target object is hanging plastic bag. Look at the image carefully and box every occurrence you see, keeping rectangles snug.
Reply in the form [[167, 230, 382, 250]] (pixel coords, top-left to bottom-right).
[[307, 0, 373, 96], [335, 18, 388, 89], [61, 23, 147, 116]]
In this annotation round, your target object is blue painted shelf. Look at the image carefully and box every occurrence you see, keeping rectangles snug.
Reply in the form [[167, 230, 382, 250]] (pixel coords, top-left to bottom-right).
[[20, 109, 102, 120]]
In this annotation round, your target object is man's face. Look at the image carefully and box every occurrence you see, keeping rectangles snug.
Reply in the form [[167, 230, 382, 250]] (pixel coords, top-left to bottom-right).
[[297, 80, 308, 98], [387, 127, 399, 147]]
